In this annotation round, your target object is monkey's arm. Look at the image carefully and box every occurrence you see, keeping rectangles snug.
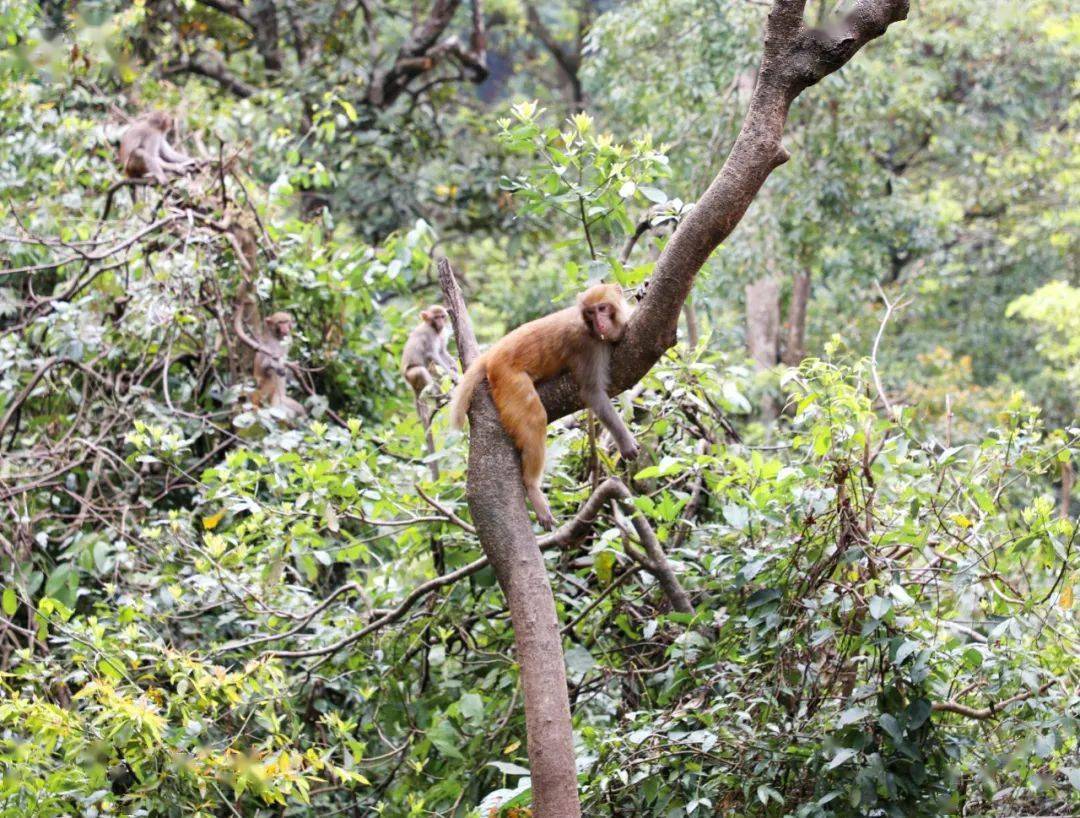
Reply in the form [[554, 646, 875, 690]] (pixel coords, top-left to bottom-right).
[[582, 386, 639, 460], [435, 346, 460, 382], [159, 139, 194, 166]]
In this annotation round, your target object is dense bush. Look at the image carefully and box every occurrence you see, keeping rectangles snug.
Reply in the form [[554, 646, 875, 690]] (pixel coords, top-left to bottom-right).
[[0, 1, 1076, 816]]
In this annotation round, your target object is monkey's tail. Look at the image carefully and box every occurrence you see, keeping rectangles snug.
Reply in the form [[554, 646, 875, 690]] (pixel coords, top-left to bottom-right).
[[449, 354, 488, 430]]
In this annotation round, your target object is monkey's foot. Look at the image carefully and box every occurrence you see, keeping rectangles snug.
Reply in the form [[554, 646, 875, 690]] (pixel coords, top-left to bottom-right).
[[536, 511, 556, 531]]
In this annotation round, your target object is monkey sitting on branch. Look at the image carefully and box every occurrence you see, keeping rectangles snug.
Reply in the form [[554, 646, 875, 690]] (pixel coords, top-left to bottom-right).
[[402, 305, 460, 479], [401, 305, 460, 427], [450, 283, 640, 529], [235, 308, 307, 422], [118, 111, 196, 185]]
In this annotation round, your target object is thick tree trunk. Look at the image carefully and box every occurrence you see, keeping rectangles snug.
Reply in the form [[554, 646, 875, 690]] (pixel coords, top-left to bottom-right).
[[442, 3, 910, 814], [439, 262, 580, 818], [251, 0, 283, 73], [783, 271, 811, 365]]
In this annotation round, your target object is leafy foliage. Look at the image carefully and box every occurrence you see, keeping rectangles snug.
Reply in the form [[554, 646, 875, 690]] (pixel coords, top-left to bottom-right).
[[0, 1, 1077, 817]]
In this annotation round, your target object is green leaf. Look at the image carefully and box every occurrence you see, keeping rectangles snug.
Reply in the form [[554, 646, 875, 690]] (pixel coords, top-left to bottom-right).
[[1, 588, 16, 616], [459, 692, 484, 724], [838, 706, 870, 726], [825, 747, 858, 770], [594, 550, 616, 584], [639, 186, 667, 204], [746, 588, 781, 609], [722, 503, 749, 530], [487, 761, 531, 777], [894, 640, 919, 665], [427, 719, 464, 760], [906, 698, 932, 730], [868, 596, 891, 620], [879, 713, 904, 741]]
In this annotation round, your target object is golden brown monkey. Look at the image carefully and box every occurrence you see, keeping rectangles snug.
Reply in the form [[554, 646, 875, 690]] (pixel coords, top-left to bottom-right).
[[402, 305, 459, 425], [118, 111, 194, 184], [450, 283, 639, 529], [251, 312, 306, 420]]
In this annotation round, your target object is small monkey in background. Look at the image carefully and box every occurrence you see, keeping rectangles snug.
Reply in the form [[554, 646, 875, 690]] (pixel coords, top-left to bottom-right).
[[118, 111, 194, 184], [251, 312, 306, 420], [401, 305, 459, 426], [450, 283, 639, 529]]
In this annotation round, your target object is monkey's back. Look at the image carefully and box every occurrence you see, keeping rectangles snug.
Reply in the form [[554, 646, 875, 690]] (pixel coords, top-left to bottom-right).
[[400, 331, 431, 374], [486, 306, 585, 383], [119, 124, 150, 174]]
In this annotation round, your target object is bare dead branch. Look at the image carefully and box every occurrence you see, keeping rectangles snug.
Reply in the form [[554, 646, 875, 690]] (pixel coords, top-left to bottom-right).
[[932, 682, 1053, 720]]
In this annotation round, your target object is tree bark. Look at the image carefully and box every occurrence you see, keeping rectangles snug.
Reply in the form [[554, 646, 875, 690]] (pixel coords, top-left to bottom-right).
[[783, 270, 811, 365], [439, 260, 580, 818], [443, 3, 910, 814]]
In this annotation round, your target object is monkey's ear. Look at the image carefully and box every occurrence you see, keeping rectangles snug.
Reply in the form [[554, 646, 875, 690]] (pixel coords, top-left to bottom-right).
[[420, 310, 432, 321]]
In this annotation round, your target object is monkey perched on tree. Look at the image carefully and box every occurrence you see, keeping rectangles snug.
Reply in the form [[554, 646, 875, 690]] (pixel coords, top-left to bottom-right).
[[251, 312, 306, 420], [402, 305, 459, 422], [450, 283, 639, 529], [118, 111, 195, 184], [402, 305, 459, 478]]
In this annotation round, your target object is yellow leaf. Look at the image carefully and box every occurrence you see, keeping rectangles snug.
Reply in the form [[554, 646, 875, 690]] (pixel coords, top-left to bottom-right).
[[1059, 582, 1073, 610], [950, 514, 972, 529], [202, 510, 225, 530]]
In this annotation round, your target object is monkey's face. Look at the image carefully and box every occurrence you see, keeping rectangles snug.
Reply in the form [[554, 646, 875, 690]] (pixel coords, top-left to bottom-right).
[[423, 308, 448, 333], [579, 285, 629, 342], [266, 313, 294, 341], [146, 111, 173, 132]]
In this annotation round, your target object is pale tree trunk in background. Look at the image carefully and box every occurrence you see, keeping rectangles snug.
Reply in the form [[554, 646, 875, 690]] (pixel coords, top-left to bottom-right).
[[1061, 459, 1074, 520], [783, 271, 811, 365], [746, 276, 781, 417], [683, 296, 700, 349], [746, 276, 781, 369], [442, 3, 911, 814]]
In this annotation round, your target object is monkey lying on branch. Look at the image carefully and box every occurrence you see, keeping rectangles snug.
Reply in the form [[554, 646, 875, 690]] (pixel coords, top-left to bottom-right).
[[450, 283, 639, 529]]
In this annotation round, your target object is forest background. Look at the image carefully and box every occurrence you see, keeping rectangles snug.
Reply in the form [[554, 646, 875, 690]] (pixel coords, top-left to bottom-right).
[[0, 1, 1077, 816]]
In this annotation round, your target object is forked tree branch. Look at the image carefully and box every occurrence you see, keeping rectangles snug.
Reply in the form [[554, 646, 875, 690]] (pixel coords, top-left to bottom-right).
[[367, 0, 489, 108], [536, 0, 910, 422], [442, 3, 910, 815]]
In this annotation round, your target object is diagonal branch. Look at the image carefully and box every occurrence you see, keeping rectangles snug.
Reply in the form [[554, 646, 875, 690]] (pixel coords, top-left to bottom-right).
[[164, 56, 258, 99], [535, 0, 910, 423]]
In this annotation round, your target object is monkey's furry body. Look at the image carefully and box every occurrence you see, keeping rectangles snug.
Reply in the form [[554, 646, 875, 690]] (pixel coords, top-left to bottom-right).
[[450, 283, 639, 529]]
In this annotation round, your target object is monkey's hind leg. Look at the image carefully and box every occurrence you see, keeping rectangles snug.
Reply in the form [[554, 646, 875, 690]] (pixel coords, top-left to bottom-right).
[[489, 368, 555, 530], [406, 366, 439, 479]]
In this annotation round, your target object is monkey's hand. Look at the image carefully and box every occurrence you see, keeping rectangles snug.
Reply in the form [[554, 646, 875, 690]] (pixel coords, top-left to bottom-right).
[[536, 508, 556, 531], [618, 436, 640, 462]]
